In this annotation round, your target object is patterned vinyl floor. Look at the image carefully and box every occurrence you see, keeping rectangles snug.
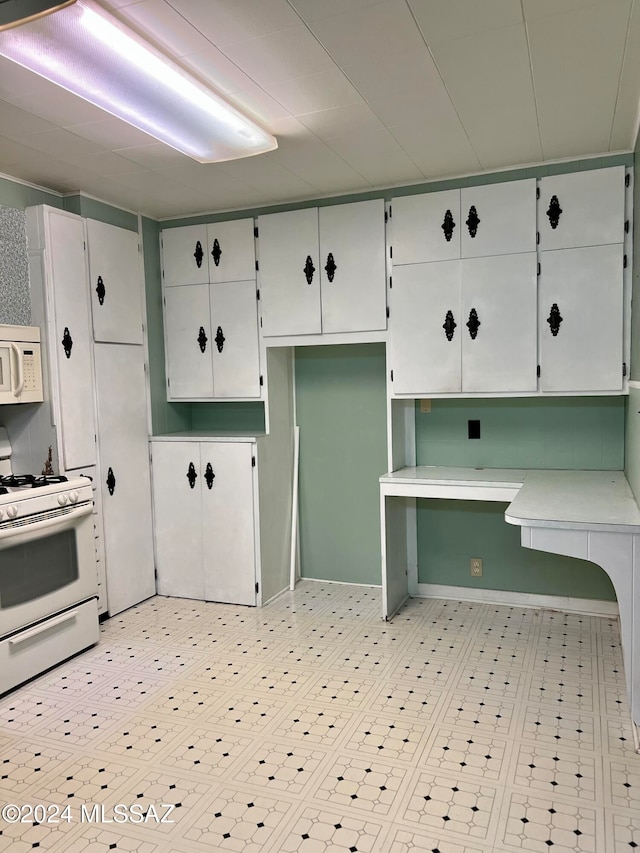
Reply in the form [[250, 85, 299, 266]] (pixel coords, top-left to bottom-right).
[[0, 581, 639, 852]]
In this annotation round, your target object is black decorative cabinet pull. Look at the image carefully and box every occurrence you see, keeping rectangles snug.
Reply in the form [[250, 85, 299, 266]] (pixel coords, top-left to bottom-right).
[[61, 327, 73, 359], [106, 467, 116, 496], [204, 462, 215, 489], [442, 209, 456, 242], [303, 255, 315, 284], [547, 303, 563, 336], [187, 462, 197, 489], [466, 308, 481, 339], [197, 326, 208, 353], [324, 252, 337, 282], [194, 240, 204, 268], [466, 205, 480, 238], [546, 195, 562, 229], [443, 310, 456, 341], [211, 238, 222, 267], [96, 275, 105, 306], [215, 326, 225, 353]]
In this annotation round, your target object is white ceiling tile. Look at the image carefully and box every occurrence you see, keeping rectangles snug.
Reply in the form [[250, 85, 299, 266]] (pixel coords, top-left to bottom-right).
[[309, 0, 425, 67], [297, 103, 381, 141], [385, 111, 481, 179], [365, 74, 456, 129], [455, 98, 543, 170], [289, 0, 388, 25], [267, 69, 364, 115], [611, 2, 640, 148], [0, 101, 58, 136], [114, 0, 213, 58], [68, 118, 158, 150], [0, 58, 47, 102], [217, 156, 316, 196], [215, 26, 334, 85], [114, 142, 194, 169], [9, 87, 111, 127], [528, 0, 631, 157], [166, 0, 302, 48], [69, 151, 150, 177], [341, 46, 443, 103], [161, 163, 261, 201], [0, 135, 32, 166], [325, 126, 424, 186], [522, 0, 617, 22], [408, 0, 523, 44], [7, 128, 108, 159]]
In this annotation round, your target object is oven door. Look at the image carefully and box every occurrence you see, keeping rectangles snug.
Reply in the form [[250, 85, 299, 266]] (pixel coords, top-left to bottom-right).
[[0, 503, 97, 637]]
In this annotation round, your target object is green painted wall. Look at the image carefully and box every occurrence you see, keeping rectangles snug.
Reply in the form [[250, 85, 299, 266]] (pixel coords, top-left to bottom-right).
[[295, 344, 387, 585], [417, 500, 615, 600], [625, 132, 640, 504], [416, 397, 625, 469], [0, 176, 63, 210], [63, 194, 138, 231]]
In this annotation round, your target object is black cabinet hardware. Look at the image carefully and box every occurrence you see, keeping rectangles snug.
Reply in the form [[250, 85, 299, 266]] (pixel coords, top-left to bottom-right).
[[62, 327, 73, 359], [442, 209, 455, 242], [96, 275, 105, 305], [106, 467, 116, 496], [215, 326, 225, 353], [197, 326, 208, 353], [546, 195, 562, 229], [547, 303, 563, 336], [211, 238, 222, 267], [303, 255, 315, 284], [443, 310, 456, 341], [187, 462, 197, 489], [325, 252, 337, 282], [466, 308, 480, 339], [466, 205, 480, 238], [204, 462, 215, 489], [194, 240, 204, 268]]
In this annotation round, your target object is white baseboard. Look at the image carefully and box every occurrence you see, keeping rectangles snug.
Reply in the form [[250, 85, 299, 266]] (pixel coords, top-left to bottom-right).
[[414, 583, 619, 618], [301, 577, 382, 589]]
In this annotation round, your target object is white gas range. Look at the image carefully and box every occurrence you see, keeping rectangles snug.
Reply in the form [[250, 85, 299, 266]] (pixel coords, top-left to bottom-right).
[[0, 429, 99, 695]]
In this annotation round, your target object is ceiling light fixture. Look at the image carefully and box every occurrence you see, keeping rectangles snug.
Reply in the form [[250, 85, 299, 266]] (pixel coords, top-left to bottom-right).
[[0, 0, 277, 163]]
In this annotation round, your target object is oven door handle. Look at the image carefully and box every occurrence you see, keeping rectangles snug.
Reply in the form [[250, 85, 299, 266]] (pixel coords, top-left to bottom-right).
[[10, 342, 24, 397], [9, 609, 80, 646], [0, 502, 93, 550]]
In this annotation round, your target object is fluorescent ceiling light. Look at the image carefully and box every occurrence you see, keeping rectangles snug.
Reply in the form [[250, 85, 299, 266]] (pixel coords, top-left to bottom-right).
[[0, 0, 277, 163]]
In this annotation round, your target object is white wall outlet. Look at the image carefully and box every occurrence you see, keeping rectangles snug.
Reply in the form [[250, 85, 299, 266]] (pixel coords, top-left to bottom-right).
[[470, 558, 483, 577], [420, 399, 432, 413]]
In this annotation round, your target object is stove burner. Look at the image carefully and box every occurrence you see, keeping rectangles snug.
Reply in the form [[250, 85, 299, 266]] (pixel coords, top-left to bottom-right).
[[0, 474, 36, 488], [0, 487, 7, 495], [32, 475, 68, 487]]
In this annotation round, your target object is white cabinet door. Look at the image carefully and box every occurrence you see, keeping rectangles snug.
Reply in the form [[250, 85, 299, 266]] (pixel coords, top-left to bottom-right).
[[258, 208, 322, 337], [390, 261, 462, 394], [461, 253, 537, 393], [152, 442, 205, 600], [539, 167, 626, 250], [46, 211, 96, 471], [461, 179, 536, 258], [164, 284, 214, 399], [210, 281, 261, 398], [161, 224, 209, 287], [539, 245, 624, 392], [319, 199, 386, 333], [93, 344, 155, 615], [87, 220, 143, 344], [207, 219, 255, 283], [391, 190, 461, 264], [202, 442, 257, 606]]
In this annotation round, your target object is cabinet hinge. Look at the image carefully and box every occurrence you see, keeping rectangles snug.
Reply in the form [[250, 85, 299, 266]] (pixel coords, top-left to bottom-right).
[[625, 219, 630, 233], [623, 362, 627, 377], [259, 375, 263, 386], [389, 275, 392, 289], [254, 226, 259, 239], [384, 211, 388, 223], [536, 186, 540, 199], [389, 246, 393, 258], [255, 582, 259, 594], [626, 173, 631, 187], [386, 306, 390, 319], [252, 456, 256, 467], [389, 204, 392, 218], [537, 262, 541, 276], [537, 365, 541, 378], [256, 288, 260, 300], [390, 369, 394, 382], [260, 317, 262, 328], [255, 260, 259, 271], [536, 231, 540, 245], [624, 254, 628, 268], [154, 568, 158, 580]]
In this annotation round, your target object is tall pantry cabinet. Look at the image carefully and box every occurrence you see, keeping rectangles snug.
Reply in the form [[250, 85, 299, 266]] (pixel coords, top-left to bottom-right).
[[26, 206, 155, 617]]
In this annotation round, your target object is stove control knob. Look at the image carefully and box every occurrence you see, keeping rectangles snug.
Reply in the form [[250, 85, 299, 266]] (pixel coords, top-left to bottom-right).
[[57, 494, 69, 506], [6, 504, 18, 519], [69, 491, 79, 504], [0, 506, 4, 520]]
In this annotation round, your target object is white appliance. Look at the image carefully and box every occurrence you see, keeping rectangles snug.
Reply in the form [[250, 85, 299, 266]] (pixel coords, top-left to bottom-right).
[[0, 323, 44, 404], [0, 428, 98, 695]]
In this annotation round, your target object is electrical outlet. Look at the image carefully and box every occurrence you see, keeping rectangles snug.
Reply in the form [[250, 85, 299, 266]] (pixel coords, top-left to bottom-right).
[[470, 558, 483, 577]]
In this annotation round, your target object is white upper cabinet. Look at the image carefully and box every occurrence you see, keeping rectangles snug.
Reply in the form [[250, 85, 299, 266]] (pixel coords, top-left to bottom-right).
[[258, 207, 322, 337], [538, 245, 624, 392], [209, 280, 261, 398], [319, 200, 387, 334], [538, 166, 626, 251], [391, 190, 461, 264], [87, 219, 143, 344], [461, 253, 538, 393], [164, 284, 214, 399], [258, 199, 386, 338], [162, 219, 256, 286], [460, 179, 536, 258]]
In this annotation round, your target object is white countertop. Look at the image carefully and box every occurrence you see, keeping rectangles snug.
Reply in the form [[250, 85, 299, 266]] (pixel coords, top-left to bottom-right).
[[151, 431, 265, 442], [380, 466, 640, 534]]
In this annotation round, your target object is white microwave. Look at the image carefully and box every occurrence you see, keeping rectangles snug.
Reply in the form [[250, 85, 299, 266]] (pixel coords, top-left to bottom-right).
[[0, 324, 44, 404]]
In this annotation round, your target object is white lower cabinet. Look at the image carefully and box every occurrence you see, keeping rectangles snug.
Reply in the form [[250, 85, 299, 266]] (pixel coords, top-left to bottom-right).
[[151, 439, 258, 606], [93, 344, 156, 616], [538, 244, 624, 392], [390, 254, 537, 395]]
